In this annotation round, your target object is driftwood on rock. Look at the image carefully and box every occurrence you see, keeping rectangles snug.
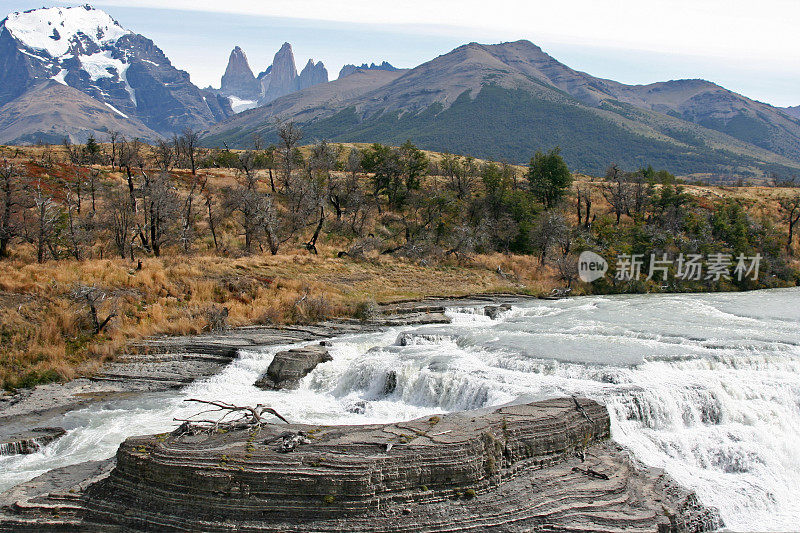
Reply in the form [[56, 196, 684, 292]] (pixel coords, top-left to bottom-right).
[[172, 399, 288, 436]]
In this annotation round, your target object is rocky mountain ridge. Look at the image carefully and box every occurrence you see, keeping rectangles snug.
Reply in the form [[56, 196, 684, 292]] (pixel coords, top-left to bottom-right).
[[0, 5, 233, 141], [219, 45, 260, 100], [338, 60, 397, 79], [0, 80, 161, 144], [783, 106, 800, 119], [204, 40, 800, 179]]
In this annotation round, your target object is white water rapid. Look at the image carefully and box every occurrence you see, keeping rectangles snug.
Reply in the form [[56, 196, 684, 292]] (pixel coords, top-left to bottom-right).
[[2, 288, 799, 531]]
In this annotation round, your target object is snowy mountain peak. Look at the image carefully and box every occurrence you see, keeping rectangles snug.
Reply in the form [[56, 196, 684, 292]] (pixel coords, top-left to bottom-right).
[[2, 4, 130, 58], [0, 4, 234, 139]]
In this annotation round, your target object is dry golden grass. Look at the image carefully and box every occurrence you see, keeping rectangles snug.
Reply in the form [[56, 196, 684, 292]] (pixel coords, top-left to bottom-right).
[[0, 246, 551, 390]]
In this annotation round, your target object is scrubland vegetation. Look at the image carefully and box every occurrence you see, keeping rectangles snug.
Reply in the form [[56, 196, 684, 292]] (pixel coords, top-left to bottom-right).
[[0, 127, 798, 390]]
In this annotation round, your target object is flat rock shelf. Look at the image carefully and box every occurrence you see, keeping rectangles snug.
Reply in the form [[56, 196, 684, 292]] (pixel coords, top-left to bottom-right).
[[0, 398, 720, 532]]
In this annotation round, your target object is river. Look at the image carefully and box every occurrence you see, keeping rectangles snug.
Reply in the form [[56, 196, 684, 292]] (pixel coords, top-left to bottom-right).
[[2, 288, 799, 531]]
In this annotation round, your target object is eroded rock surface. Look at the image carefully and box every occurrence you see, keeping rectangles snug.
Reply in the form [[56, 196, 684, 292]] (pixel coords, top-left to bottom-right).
[[220, 46, 260, 100], [0, 427, 66, 456], [0, 398, 720, 532]]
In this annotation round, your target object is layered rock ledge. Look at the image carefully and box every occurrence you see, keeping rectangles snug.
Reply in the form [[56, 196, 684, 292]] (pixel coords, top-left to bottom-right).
[[0, 398, 720, 531], [0, 428, 66, 456]]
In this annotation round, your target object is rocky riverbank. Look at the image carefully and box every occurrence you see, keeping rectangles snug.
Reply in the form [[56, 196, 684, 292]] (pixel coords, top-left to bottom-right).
[[0, 295, 480, 442], [0, 294, 722, 531]]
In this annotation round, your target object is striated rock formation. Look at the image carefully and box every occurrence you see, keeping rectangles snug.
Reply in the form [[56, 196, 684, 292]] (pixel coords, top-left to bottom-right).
[[338, 61, 397, 79], [296, 59, 328, 91], [255, 344, 332, 390], [220, 46, 260, 100], [256, 43, 329, 104], [199, 88, 235, 121], [0, 397, 720, 531], [0, 427, 65, 456]]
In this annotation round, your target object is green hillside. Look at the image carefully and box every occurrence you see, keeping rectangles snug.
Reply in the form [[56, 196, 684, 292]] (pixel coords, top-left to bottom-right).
[[204, 85, 800, 177]]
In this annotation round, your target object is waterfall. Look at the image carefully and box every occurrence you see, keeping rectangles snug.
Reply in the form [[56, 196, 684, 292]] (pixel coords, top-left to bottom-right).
[[2, 288, 798, 531]]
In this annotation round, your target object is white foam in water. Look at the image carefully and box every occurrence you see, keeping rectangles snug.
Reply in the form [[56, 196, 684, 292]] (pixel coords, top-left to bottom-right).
[[1, 288, 799, 531]]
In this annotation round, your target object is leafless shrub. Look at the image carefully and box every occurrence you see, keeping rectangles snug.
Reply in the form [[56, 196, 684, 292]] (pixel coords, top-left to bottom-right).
[[205, 305, 229, 332], [70, 285, 118, 335], [353, 299, 379, 322]]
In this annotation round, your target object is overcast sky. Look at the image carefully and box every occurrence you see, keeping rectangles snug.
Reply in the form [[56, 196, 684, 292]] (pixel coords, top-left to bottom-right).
[[1, 0, 798, 107]]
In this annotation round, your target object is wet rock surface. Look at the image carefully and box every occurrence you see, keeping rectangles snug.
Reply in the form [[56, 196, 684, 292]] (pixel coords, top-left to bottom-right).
[[0, 427, 66, 456], [484, 304, 512, 319], [0, 398, 720, 532], [255, 344, 332, 390]]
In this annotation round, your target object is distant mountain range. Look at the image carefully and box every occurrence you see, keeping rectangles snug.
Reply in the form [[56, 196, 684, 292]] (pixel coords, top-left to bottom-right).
[[338, 61, 398, 79], [210, 43, 399, 113], [205, 40, 800, 178], [0, 5, 798, 179]]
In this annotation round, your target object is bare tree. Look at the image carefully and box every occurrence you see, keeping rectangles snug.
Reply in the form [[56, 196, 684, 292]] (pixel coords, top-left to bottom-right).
[[602, 164, 627, 224], [32, 182, 62, 263], [531, 212, 568, 266], [72, 170, 83, 215], [625, 174, 651, 222], [63, 137, 82, 165], [0, 162, 25, 258], [276, 121, 303, 191], [88, 169, 100, 215], [62, 178, 83, 259], [555, 253, 579, 288], [178, 129, 200, 175], [140, 172, 179, 257], [108, 131, 120, 170], [441, 153, 474, 200], [305, 206, 325, 254], [71, 285, 117, 334], [153, 139, 175, 171], [102, 186, 135, 259], [778, 194, 800, 255], [576, 184, 594, 228], [263, 145, 278, 193], [226, 150, 273, 253], [181, 174, 206, 252], [118, 137, 143, 211], [328, 147, 370, 233], [201, 181, 220, 251]]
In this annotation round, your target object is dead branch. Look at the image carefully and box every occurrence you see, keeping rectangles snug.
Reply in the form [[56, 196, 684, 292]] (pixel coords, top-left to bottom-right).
[[172, 399, 288, 436]]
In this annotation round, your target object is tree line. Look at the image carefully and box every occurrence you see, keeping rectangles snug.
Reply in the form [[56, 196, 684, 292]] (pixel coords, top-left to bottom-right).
[[1, 125, 799, 292]]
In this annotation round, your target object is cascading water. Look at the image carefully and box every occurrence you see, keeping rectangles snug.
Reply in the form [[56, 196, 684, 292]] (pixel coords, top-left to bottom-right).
[[1, 288, 798, 531]]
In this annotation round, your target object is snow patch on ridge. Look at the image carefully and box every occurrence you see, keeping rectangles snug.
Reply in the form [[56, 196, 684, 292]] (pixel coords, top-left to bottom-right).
[[104, 102, 129, 118], [228, 96, 258, 113], [51, 69, 67, 85], [80, 50, 125, 81]]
